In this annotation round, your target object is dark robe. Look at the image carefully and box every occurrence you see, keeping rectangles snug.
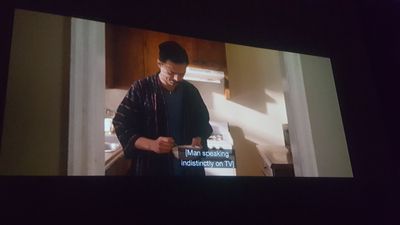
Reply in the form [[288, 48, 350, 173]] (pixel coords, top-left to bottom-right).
[[112, 73, 213, 176]]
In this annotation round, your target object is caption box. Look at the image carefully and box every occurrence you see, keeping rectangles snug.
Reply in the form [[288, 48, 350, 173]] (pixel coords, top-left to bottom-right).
[[177, 147, 235, 168]]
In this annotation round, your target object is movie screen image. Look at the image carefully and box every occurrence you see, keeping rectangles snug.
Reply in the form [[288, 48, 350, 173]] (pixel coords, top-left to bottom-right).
[[0, 9, 353, 177]]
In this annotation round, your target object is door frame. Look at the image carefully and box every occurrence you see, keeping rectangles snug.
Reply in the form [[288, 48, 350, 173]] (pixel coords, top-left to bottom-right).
[[280, 52, 319, 177], [67, 18, 105, 175]]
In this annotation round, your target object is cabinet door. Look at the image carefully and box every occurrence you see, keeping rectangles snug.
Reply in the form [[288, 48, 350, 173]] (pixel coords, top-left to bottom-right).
[[193, 39, 227, 71], [144, 32, 197, 74], [143, 30, 171, 76], [106, 24, 145, 89], [170, 34, 196, 65]]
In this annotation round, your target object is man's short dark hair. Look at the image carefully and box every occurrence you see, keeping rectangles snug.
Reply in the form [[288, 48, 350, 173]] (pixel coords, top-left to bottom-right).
[[158, 41, 189, 65]]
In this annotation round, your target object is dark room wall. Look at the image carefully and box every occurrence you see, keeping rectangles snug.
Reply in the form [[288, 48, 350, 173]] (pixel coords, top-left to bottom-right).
[[0, 0, 398, 224]]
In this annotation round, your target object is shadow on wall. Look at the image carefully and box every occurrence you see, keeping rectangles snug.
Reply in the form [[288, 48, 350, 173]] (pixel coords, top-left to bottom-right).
[[211, 93, 284, 145], [188, 80, 221, 115], [229, 83, 277, 115], [226, 44, 283, 115], [229, 125, 264, 176]]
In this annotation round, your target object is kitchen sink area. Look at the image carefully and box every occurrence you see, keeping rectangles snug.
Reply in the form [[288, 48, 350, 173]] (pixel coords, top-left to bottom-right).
[[105, 142, 119, 152], [104, 116, 131, 175], [104, 133, 131, 175], [104, 134, 123, 169], [105, 132, 120, 152]]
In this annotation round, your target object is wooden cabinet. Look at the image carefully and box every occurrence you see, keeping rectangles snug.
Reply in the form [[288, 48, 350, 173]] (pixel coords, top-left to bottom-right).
[[271, 164, 295, 177], [192, 38, 227, 71], [142, 30, 171, 76], [106, 25, 145, 88], [106, 24, 227, 88]]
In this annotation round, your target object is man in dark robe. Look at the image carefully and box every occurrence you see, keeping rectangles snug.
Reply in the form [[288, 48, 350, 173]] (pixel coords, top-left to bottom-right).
[[113, 41, 213, 176]]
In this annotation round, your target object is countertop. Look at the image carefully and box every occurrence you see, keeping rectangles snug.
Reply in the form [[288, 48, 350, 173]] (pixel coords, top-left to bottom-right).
[[105, 147, 124, 170]]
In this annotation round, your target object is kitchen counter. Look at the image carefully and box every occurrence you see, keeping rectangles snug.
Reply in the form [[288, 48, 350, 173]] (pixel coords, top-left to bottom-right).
[[105, 146, 132, 175], [205, 121, 236, 176], [105, 147, 124, 170]]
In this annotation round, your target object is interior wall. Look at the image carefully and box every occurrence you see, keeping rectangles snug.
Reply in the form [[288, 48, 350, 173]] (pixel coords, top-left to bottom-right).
[[0, 9, 70, 175], [192, 43, 288, 176], [300, 54, 353, 177]]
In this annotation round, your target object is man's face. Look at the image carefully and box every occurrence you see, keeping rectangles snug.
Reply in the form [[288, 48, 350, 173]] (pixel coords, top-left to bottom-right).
[[158, 60, 187, 90]]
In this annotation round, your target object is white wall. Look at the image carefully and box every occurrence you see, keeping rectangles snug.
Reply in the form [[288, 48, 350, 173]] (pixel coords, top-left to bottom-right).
[[105, 89, 128, 113], [192, 43, 289, 176], [0, 10, 70, 175], [299, 54, 353, 177]]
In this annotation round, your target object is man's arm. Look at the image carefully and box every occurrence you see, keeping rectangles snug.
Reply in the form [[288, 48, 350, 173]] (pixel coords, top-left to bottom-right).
[[113, 82, 176, 156], [112, 83, 148, 157], [191, 87, 213, 145]]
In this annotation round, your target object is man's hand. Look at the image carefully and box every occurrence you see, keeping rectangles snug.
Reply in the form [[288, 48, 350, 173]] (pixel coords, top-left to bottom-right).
[[191, 137, 202, 148], [150, 137, 175, 154], [135, 137, 175, 154]]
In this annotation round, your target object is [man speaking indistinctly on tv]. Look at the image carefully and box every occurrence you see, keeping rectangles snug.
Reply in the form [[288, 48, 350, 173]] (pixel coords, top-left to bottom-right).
[[113, 41, 213, 176]]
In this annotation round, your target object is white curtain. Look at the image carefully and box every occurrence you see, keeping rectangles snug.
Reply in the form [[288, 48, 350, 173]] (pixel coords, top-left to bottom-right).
[[68, 18, 105, 175]]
